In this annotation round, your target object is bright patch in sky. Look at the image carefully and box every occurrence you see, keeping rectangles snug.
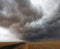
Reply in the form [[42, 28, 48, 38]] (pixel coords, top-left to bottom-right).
[[0, 26, 22, 42], [30, 0, 41, 7]]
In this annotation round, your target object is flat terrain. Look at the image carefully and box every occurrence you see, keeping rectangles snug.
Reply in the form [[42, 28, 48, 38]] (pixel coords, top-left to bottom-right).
[[0, 41, 60, 49]]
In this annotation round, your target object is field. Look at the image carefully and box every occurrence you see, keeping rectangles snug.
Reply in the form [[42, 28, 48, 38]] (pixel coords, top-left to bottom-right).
[[0, 41, 60, 49]]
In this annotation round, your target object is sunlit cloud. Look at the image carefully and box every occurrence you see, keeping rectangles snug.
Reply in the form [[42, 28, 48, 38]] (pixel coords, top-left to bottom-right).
[[30, 0, 41, 7]]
